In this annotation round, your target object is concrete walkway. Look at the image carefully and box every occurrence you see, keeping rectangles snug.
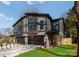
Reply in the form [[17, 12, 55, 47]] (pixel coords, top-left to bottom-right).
[[0, 44, 37, 57]]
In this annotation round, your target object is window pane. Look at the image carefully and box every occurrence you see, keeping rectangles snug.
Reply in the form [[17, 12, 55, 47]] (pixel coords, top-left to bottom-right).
[[40, 20, 44, 29]]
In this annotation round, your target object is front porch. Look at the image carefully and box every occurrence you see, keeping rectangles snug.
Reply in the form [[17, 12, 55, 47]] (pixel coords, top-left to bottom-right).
[[23, 31, 60, 48]]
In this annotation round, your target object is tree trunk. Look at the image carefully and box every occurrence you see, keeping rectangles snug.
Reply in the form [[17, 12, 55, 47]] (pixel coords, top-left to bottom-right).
[[73, 1, 79, 56], [76, 20, 79, 56]]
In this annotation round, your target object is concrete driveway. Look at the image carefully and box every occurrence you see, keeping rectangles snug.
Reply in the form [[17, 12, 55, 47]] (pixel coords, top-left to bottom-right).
[[0, 44, 37, 57]]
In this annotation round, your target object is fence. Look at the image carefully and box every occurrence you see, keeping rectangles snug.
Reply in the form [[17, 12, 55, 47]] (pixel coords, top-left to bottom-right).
[[61, 38, 72, 45]]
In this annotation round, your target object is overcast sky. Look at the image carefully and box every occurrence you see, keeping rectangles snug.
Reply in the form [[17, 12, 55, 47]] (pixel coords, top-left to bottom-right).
[[0, 1, 74, 28]]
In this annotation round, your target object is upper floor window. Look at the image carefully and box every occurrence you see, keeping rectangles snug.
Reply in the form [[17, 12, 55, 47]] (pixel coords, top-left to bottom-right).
[[40, 20, 44, 29], [52, 22, 59, 31], [40, 20, 46, 30], [28, 17, 37, 31]]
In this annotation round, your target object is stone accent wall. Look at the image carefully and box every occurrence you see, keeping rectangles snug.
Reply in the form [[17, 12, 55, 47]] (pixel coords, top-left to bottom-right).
[[44, 34, 50, 48]]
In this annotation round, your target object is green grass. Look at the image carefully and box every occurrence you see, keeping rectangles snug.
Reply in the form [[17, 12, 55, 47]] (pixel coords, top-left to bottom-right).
[[16, 45, 75, 57]]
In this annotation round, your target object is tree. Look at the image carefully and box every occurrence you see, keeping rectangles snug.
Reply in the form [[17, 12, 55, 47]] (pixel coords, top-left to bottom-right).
[[2, 27, 13, 36], [0, 30, 3, 39], [73, 1, 79, 56], [64, 9, 77, 38], [0, 39, 3, 49], [3, 36, 12, 48]]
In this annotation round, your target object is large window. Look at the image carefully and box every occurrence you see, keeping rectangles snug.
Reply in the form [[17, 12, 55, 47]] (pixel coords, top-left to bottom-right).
[[28, 17, 37, 31]]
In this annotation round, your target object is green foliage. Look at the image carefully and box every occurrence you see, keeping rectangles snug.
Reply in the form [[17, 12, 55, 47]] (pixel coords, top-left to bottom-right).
[[0, 36, 13, 49], [64, 9, 77, 38], [4, 36, 10, 44], [0, 41, 3, 48], [0, 39, 4, 48]]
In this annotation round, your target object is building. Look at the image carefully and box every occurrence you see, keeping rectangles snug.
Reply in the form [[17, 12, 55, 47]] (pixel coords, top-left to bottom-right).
[[13, 13, 64, 48], [13, 13, 53, 48]]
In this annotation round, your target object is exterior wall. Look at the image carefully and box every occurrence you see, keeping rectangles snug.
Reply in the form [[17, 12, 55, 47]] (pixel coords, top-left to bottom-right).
[[13, 14, 53, 47], [13, 18, 24, 44], [23, 16, 51, 36], [52, 18, 64, 39], [36, 16, 47, 36], [22, 16, 47, 35], [23, 17, 28, 34], [23, 17, 28, 37], [47, 17, 51, 31], [13, 20, 23, 36], [37, 16, 47, 32], [59, 19, 64, 38]]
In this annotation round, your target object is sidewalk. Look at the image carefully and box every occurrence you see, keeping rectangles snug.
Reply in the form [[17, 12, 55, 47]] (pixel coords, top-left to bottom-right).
[[0, 44, 36, 57]]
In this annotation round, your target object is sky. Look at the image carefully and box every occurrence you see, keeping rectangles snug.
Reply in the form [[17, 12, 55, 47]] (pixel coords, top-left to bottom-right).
[[0, 1, 74, 28]]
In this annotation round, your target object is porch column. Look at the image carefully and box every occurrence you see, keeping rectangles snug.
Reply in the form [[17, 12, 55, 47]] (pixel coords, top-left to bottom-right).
[[44, 34, 49, 48], [13, 36, 16, 43], [25, 36, 28, 45]]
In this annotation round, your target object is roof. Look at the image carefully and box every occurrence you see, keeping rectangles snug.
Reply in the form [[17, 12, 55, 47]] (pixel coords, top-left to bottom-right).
[[13, 13, 53, 26], [52, 18, 64, 22], [13, 16, 26, 26]]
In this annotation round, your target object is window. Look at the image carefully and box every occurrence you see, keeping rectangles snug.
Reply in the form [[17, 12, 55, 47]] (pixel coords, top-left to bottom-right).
[[40, 20, 44, 29], [40, 20, 46, 30], [28, 17, 37, 31], [52, 22, 59, 31]]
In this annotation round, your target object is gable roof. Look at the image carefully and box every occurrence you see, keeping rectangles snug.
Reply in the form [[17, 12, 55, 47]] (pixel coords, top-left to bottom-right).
[[13, 13, 53, 26], [53, 18, 64, 22]]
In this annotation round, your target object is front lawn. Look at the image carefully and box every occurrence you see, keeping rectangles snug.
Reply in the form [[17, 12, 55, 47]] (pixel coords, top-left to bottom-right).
[[16, 45, 75, 57]]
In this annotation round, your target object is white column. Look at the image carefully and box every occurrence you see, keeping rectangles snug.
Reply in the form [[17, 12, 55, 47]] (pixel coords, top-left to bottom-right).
[[25, 36, 28, 45]]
